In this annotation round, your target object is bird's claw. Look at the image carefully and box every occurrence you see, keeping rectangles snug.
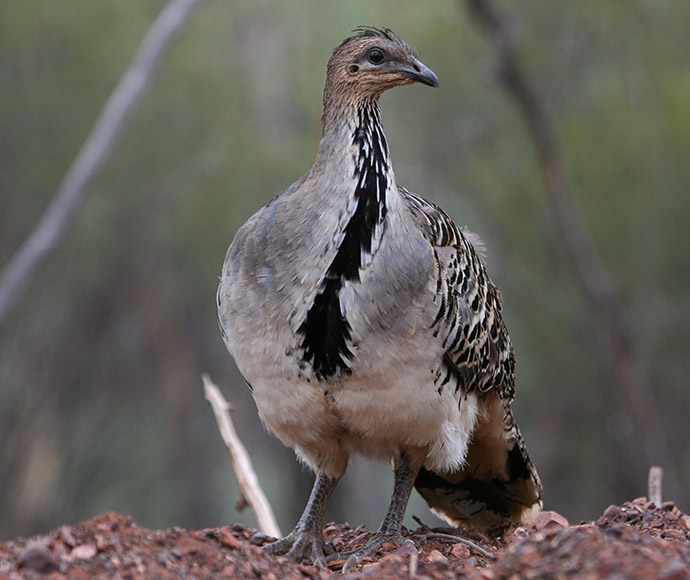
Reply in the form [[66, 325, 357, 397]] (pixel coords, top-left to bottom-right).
[[263, 530, 331, 568], [330, 533, 416, 573]]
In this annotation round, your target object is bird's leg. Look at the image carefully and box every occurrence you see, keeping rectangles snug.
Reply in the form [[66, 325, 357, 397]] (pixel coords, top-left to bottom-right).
[[263, 472, 338, 567], [337, 453, 419, 573]]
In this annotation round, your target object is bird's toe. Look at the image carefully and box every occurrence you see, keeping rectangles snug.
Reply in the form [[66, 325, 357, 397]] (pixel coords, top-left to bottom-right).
[[335, 532, 416, 573], [263, 530, 329, 567]]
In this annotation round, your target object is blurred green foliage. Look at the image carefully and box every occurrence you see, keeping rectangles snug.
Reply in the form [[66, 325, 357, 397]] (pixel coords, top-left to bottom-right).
[[1, 0, 689, 541]]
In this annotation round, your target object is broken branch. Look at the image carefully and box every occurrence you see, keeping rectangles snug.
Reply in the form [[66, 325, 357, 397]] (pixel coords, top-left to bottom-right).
[[648, 466, 663, 507], [202, 374, 281, 539]]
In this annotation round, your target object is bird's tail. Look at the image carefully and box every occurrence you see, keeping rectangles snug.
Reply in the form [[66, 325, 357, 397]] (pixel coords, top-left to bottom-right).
[[415, 402, 542, 536]]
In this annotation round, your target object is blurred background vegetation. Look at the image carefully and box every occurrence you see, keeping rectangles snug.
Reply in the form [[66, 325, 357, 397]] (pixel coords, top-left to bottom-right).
[[1, 0, 689, 541]]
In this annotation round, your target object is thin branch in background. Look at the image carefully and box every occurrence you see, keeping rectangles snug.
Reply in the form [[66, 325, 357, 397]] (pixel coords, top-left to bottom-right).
[[0, 0, 205, 325], [464, 0, 677, 495], [202, 374, 282, 539]]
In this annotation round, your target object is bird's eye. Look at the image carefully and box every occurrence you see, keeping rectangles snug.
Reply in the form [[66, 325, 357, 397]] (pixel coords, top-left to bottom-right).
[[367, 48, 386, 65]]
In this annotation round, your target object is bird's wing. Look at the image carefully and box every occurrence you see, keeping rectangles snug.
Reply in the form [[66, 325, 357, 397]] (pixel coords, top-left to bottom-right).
[[399, 186, 515, 401], [399, 186, 542, 534]]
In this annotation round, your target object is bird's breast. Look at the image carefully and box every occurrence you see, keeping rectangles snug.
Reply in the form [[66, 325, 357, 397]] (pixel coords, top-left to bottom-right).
[[218, 187, 468, 471]]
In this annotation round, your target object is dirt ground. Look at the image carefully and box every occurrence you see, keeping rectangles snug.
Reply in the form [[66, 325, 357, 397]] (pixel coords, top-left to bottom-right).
[[2, 497, 689, 579]]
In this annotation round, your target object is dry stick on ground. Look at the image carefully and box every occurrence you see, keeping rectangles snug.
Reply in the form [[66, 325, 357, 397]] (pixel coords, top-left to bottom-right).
[[202, 374, 282, 539], [648, 466, 663, 507], [410, 514, 495, 560], [415, 533, 495, 561], [408, 548, 419, 578], [0, 0, 205, 325], [464, 0, 677, 496]]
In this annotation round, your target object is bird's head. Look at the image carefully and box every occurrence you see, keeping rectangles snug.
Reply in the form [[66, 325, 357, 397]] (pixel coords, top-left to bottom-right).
[[324, 27, 439, 103]]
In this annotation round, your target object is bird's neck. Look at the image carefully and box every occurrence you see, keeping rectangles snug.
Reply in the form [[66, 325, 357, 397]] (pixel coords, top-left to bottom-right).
[[298, 97, 395, 380], [315, 96, 393, 263], [316, 95, 393, 193]]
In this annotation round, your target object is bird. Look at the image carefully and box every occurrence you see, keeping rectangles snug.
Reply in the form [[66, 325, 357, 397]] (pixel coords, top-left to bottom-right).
[[217, 26, 542, 571]]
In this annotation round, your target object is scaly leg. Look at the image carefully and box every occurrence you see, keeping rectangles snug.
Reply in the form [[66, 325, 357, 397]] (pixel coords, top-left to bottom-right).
[[337, 453, 419, 573], [263, 472, 338, 567]]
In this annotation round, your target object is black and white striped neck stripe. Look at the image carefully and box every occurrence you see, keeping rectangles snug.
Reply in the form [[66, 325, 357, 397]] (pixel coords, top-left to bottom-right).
[[299, 100, 391, 380]]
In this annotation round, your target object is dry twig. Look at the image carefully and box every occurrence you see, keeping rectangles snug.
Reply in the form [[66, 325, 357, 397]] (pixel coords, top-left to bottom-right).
[[648, 466, 663, 507], [202, 374, 281, 539], [408, 548, 419, 578], [415, 532, 495, 560], [0, 0, 205, 325]]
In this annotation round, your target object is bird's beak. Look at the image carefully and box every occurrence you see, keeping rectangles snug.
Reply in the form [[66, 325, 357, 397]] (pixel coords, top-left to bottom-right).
[[400, 58, 440, 88]]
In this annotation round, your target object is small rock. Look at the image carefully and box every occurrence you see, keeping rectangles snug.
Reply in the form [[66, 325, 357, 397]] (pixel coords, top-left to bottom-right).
[[95, 533, 109, 551], [220, 530, 240, 549], [602, 505, 619, 520], [326, 558, 346, 570], [427, 549, 449, 564], [52, 541, 69, 558], [58, 526, 77, 547], [450, 542, 471, 559], [661, 501, 677, 512], [249, 531, 267, 546], [661, 529, 686, 541], [532, 511, 569, 530], [70, 544, 97, 560], [21, 540, 59, 573]]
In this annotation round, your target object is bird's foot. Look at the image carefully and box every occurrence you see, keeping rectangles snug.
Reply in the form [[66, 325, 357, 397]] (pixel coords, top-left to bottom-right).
[[263, 529, 333, 568], [331, 532, 416, 573]]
